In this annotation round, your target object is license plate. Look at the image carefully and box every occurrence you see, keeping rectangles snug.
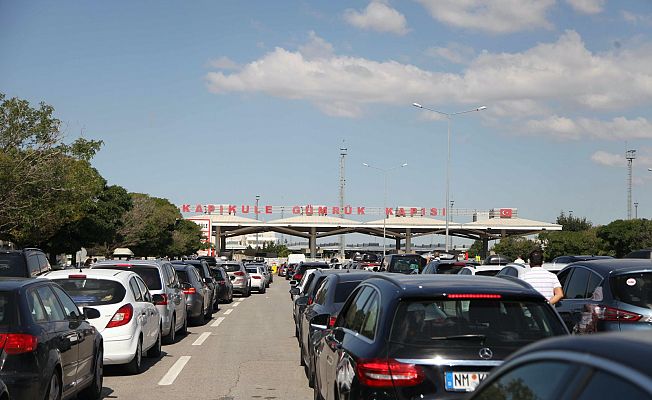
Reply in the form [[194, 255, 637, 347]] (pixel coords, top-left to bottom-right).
[[444, 371, 488, 392]]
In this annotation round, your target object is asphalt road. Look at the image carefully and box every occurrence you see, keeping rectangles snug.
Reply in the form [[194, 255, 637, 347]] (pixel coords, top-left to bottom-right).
[[101, 278, 312, 400]]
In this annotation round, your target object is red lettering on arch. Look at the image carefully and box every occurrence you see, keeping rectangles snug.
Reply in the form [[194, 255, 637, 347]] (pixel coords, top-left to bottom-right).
[[195, 204, 203, 213], [228, 205, 236, 214], [357, 207, 365, 215], [332, 207, 340, 215], [182, 204, 190, 213]]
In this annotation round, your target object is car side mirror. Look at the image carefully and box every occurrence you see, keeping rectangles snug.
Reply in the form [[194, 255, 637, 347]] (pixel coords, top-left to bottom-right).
[[152, 294, 165, 304], [83, 307, 101, 320], [289, 287, 300, 296], [204, 277, 213, 284], [230, 275, 235, 281], [310, 314, 329, 330]]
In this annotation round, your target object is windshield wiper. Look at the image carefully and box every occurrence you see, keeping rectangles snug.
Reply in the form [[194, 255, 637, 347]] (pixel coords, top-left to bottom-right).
[[430, 334, 486, 342]]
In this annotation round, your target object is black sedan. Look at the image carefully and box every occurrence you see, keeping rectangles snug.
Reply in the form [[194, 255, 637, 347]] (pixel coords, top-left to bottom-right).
[[313, 274, 568, 400], [0, 277, 104, 400]]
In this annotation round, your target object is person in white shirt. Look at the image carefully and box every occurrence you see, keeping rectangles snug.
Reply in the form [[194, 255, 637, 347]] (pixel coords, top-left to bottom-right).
[[514, 255, 525, 264], [521, 249, 564, 304]]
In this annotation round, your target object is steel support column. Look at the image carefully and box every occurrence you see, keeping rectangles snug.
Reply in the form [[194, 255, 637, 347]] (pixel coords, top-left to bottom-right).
[[309, 227, 317, 259]]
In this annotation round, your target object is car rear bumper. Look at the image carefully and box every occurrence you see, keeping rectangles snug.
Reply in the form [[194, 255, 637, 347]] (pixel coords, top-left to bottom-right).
[[186, 296, 204, 318], [2, 372, 42, 399], [103, 334, 139, 365]]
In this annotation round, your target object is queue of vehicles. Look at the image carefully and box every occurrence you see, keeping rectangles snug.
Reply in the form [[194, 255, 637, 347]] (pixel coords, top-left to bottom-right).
[[0, 250, 272, 400], [287, 253, 652, 399]]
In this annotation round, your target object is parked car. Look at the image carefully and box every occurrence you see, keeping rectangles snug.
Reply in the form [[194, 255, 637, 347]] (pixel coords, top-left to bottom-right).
[[173, 264, 212, 325], [300, 271, 375, 388], [624, 249, 652, 259], [245, 265, 267, 294], [422, 259, 466, 275], [91, 259, 188, 344], [469, 331, 652, 399], [0, 248, 51, 278], [278, 264, 288, 277], [555, 259, 652, 334], [291, 269, 341, 343], [0, 278, 104, 399], [291, 262, 329, 285], [458, 265, 504, 276], [43, 269, 162, 374], [196, 256, 218, 266], [209, 266, 233, 303], [380, 254, 426, 274], [286, 263, 298, 280], [496, 262, 530, 278], [248, 262, 271, 286], [483, 254, 511, 265], [291, 268, 318, 302], [549, 255, 614, 270], [313, 274, 568, 400], [219, 261, 251, 297], [172, 260, 217, 312]]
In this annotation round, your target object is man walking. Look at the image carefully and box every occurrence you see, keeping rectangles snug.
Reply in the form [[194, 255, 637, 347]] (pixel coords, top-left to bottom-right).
[[521, 249, 564, 304]]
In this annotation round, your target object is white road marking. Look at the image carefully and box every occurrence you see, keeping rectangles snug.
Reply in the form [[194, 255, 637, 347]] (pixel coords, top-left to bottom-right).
[[224, 309, 233, 315], [158, 356, 191, 386], [232, 302, 240, 308], [211, 317, 225, 327], [192, 332, 211, 346], [237, 298, 245, 302]]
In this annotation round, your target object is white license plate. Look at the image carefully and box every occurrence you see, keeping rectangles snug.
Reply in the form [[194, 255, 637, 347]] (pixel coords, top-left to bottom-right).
[[444, 371, 488, 392]]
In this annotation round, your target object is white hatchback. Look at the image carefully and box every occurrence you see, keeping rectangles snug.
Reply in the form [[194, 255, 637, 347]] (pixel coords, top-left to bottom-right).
[[458, 265, 504, 276], [43, 269, 162, 374]]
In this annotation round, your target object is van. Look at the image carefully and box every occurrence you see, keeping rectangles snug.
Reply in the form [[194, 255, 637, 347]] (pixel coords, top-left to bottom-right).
[[0, 248, 51, 278], [287, 254, 306, 265]]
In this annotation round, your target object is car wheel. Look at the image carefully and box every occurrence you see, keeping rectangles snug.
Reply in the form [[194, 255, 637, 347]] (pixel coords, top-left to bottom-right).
[[244, 286, 251, 297], [204, 298, 213, 320], [124, 338, 142, 375], [79, 347, 103, 399], [180, 313, 188, 335], [45, 370, 62, 400], [192, 301, 205, 325], [147, 327, 162, 357], [307, 352, 315, 388], [229, 291, 234, 303], [260, 286, 266, 294], [313, 380, 324, 400], [163, 315, 176, 344]]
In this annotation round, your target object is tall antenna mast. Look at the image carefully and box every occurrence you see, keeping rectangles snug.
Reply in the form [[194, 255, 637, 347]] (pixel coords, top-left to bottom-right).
[[339, 144, 347, 260], [626, 149, 636, 219]]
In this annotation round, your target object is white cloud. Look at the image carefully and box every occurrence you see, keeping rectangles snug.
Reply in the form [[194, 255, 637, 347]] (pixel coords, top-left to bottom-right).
[[524, 116, 652, 141], [206, 31, 652, 137], [566, 0, 605, 14], [591, 151, 625, 167], [622, 11, 652, 26], [415, 0, 555, 34], [344, 2, 409, 35], [208, 56, 240, 70], [425, 43, 475, 64]]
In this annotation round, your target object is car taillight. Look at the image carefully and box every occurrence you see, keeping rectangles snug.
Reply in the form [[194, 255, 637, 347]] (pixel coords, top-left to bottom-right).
[[217, 281, 225, 285], [0, 333, 38, 355], [154, 293, 168, 305], [234, 271, 244, 277], [592, 305, 642, 322], [116, 264, 132, 267], [447, 293, 502, 299], [293, 273, 303, 281], [68, 274, 86, 279], [357, 358, 424, 388], [307, 296, 313, 305], [106, 304, 134, 328], [328, 316, 337, 328], [252, 276, 261, 279], [183, 287, 196, 295]]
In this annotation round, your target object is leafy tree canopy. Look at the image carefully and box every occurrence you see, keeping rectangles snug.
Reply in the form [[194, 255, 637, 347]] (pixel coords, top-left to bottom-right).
[[167, 219, 206, 258], [491, 236, 538, 262], [539, 229, 606, 260], [557, 211, 592, 232], [596, 219, 652, 257]]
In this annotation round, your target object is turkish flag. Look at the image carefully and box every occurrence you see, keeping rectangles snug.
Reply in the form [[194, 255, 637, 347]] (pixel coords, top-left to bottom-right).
[[500, 208, 513, 218]]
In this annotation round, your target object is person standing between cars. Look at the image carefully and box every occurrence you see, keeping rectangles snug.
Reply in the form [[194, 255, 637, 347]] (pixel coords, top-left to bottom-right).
[[514, 255, 525, 264], [521, 249, 563, 304]]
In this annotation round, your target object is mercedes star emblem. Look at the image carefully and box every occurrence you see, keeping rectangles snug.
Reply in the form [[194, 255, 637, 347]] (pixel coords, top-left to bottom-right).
[[479, 347, 493, 360]]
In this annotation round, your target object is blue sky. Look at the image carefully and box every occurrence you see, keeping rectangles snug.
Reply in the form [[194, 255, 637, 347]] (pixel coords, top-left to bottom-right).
[[2, 0, 652, 232]]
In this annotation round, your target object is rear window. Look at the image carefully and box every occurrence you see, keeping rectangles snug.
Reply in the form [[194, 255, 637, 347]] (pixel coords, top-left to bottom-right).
[[390, 299, 565, 348], [476, 270, 500, 276], [94, 265, 162, 290], [223, 264, 241, 272], [610, 272, 652, 309], [0, 253, 26, 277], [193, 265, 206, 278], [334, 281, 362, 303], [0, 292, 16, 327], [390, 256, 424, 274], [53, 279, 127, 306], [175, 270, 190, 284], [437, 264, 464, 275], [246, 267, 258, 274]]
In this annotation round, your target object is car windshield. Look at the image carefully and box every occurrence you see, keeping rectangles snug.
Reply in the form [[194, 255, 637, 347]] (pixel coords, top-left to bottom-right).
[[175, 269, 190, 284], [610, 272, 652, 309], [0, 292, 16, 327], [223, 264, 241, 272], [53, 278, 127, 306], [0, 253, 25, 277], [94, 265, 162, 290], [334, 281, 362, 303], [390, 299, 566, 348]]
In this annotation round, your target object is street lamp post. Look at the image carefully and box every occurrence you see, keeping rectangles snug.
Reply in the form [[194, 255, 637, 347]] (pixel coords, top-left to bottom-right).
[[255, 195, 260, 250], [363, 162, 408, 259], [412, 103, 487, 252], [634, 202, 639, 219]]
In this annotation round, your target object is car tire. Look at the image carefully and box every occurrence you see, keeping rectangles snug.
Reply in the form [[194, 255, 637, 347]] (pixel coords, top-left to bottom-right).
[[45, 369, 62, 400], [204, 298, 213, 320], [313, 376, 324, 400], [192, 301, 205, 325], [79, 347, 103, 400], [147, 327, 162, 357], [260, 286, 266, 294], [180, 313, 188, 336], [228, 291, 234, 303], [124, 338, 142, 375], [163, 315, 176, 345], [244, 286, 251, 297]]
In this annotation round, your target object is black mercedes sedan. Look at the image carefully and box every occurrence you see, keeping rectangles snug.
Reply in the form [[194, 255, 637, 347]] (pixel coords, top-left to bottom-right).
[[0, 278, 104, 400], [313, 274, 568, 400]]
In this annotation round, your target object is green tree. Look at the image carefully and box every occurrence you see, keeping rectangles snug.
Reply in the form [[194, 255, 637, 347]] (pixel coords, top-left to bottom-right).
[[467, 240, 483, 259], [539, 229, 606, 260], [117, 193, 180, 257], [491, 236, 538, 261], [0, 93, 104, 246], [596, 219, 652, 257], [167, 219, 206, 257], [557, 211, 592, 231], [261, 242, 291, 258]]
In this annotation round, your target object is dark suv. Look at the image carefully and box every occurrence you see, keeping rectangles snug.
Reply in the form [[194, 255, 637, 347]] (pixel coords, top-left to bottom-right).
[[555, 259, 652, 333], [313, 274, 568, 400], [0, 248, 51, 278], [381, 254, 426, 274]]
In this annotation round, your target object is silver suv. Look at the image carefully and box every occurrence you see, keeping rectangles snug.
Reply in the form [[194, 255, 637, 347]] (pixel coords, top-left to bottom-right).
[[92, 259, 188, 344], [219, 261, 251, 297]]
